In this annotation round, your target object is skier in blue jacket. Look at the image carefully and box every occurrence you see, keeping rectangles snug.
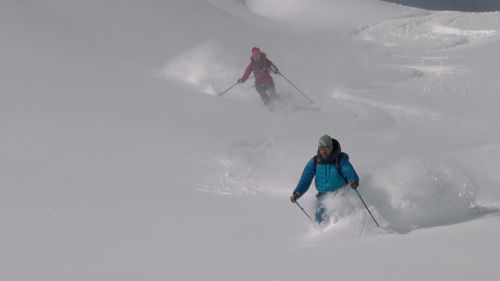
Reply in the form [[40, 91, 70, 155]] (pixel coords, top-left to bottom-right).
[[290, 135, 359, 224]]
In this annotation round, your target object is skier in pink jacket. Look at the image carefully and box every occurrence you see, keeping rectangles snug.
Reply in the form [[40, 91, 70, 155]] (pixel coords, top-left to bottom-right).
[[238, 47, 280, 106]]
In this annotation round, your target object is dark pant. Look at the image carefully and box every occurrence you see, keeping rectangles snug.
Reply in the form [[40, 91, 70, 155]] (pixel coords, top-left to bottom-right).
[[255, 81, 278, 105]]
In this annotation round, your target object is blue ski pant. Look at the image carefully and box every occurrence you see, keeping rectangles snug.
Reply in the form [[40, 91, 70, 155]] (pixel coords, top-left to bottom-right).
[[315, 193, 328, 224]]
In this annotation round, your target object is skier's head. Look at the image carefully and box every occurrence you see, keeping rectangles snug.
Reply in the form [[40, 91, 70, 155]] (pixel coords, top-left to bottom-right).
[[318, 135, 340, 158], [251, 47, 262, 59], [318, 135, 333, 149]]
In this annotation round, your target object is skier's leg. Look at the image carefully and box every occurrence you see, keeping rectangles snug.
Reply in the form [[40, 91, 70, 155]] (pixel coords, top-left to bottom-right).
[[261, 81, 278, 108], [266, 80, 279, 101], [315, 195, 328, 224], [255, 84, 270, 105]]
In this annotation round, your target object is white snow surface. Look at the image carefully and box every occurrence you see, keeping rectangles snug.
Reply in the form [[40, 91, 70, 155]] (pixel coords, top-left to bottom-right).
[[2, 0, 500, 280]]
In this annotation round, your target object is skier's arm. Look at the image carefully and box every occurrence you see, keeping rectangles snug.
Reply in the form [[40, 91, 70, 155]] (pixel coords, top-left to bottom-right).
[[340, 157, 359, 188], [239, 62, 253, 83], [266, 58, 279, 74], [293, 157, 316, 196]]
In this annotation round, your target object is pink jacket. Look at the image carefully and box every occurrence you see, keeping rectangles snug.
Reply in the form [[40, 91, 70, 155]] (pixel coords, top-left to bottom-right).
[[241, 55, 279, 85]]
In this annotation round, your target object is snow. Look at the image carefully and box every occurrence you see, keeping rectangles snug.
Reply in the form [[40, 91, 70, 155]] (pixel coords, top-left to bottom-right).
[[2, 0, 500, 280]]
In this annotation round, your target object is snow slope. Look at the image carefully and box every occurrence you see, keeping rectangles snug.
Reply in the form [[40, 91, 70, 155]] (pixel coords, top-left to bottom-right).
[[1, 0, 500, 280]]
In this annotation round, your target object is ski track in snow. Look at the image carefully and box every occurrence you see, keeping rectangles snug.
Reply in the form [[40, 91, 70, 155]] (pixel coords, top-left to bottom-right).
[[354, 11, 499, 100], [356, 11, 499, 52], [331, 89, 441, 122], [198, 137, 278, 196]]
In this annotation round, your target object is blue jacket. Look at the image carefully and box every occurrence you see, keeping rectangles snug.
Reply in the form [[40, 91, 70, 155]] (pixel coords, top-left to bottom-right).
[[294, 153, 359, 196]]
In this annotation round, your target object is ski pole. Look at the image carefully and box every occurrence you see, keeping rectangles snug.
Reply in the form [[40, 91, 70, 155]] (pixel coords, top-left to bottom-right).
[[354, 189, 380, 227], [294, 201, 313, 221], [279, 72, 314, 103], [217, 82, 239, 97]]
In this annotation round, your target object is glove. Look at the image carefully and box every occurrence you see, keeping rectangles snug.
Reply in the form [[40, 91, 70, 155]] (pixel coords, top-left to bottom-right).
[[349, 181, 358, 190], [237, 78, 244, 84], [273, 68, 280, 74], [290, 192, 300, 203]]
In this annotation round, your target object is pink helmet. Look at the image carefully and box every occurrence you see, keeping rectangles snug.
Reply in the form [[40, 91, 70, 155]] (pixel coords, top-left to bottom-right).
[[251, 47, 262, 58]]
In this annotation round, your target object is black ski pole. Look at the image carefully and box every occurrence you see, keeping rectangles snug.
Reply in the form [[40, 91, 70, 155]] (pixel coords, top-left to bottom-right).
[[279, 73, 314, 103], [294, 201, 313, 221], [354, 189, 380, 227], [217, 82, 239, 97]]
